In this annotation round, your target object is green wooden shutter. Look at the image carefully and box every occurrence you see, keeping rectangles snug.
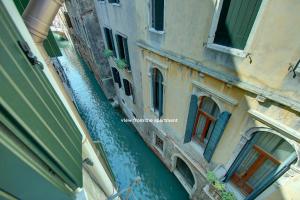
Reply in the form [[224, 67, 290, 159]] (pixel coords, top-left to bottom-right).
[[203, 111, 231, 162], [123, 37, 131, 70], [13, 0, 62, 57], [153, 0, 164, 31], [0, 5, 82, 190], [214, 0, 262, 49], [184, 95, 198, 143]]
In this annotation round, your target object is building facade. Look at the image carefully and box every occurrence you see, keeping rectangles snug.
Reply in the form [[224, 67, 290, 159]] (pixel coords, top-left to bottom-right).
[[68, 0, 300, 199], [65, 0, 115, 99]]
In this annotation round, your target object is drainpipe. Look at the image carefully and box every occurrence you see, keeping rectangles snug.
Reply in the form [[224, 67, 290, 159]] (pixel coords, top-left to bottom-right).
[[22, 0, 116, 197]]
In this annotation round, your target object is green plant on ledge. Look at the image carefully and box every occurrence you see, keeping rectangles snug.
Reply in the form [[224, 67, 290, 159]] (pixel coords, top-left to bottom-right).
[[221, 191, 236, 200], [115, 59, 127, 69], [103, 49, 113, 58], [206, 171, 236, 200]]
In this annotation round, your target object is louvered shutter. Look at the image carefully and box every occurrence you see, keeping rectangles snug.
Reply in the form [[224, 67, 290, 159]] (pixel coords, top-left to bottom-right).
[[0, 6, 82, 189], [214, 0, 262, 49], [184, 95, 198, 143], [203, 111, 231, 162], [224, 135, 259, 182]]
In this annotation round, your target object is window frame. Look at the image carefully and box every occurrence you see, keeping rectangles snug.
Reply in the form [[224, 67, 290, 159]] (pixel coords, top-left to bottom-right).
[[103, 27, 116, 57], [222, 127, 298, 200], [149, 0, 165, 34], [122, 79, 132, 96], [108, 0, 120, 5], [151, 68, 164, 114], [192, 96, 220, 146], [206, 0, 266, 57], [115, 33, 131, 70], [111, 67, 122, 88], [146, 57, 168, 118]]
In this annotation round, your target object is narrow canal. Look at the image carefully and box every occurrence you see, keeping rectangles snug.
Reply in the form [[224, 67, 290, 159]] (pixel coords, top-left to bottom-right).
[[57, 40, 189, 200]]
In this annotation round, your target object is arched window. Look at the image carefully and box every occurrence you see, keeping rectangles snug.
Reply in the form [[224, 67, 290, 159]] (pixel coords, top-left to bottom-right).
[[192, 96, 220, 146], [225, 131, 297, 199], [111, 67, 121, 88], [151, 68, 163, 117]]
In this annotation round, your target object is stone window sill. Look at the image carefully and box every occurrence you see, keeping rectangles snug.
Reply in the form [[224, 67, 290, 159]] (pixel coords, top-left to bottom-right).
[[149, 27, 165, 35], [206, 43, 247, 58], [110, 3, 120, 7]]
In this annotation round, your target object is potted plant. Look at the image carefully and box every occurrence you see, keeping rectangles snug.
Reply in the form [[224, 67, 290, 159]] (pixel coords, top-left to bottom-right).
[[206, 171, 236, 200], [103, 49, 113, 58], [221, 191, 236, 200], [115, 59, 127, 69]]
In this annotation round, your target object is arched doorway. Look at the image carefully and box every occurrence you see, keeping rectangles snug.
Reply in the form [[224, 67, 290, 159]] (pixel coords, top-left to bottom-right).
[[175, 157, 195, 189]]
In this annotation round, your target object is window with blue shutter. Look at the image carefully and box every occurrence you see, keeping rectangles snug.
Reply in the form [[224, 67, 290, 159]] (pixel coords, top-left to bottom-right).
[[151, 68, 163, 116], [203, 111, 231, 162], [214, 0, 263, 49], [116, 34, 131, 70], [224, 131, 297, 199], [151, 0, 164, 31], [192, 97, 220, 146], [184, 95, 198, 143]]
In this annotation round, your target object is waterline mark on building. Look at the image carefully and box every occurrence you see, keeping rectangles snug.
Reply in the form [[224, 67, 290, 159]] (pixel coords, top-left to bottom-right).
[[121, 118, 178, 123]]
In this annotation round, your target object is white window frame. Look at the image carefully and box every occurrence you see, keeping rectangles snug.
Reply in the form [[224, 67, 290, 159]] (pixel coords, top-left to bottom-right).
[[148, 0, 165, 34], [206, 0, 268, 57], [146, 57, 168, 118]]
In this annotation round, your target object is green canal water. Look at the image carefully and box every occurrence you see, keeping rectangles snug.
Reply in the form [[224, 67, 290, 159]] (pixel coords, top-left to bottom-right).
[[57, 40, 189, 200]]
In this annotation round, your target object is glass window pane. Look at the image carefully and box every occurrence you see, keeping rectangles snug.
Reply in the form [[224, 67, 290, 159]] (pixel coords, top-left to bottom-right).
[[195, 115, 206, 140], [248, 159, 277, 188], [200, 97, 220, 118]]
